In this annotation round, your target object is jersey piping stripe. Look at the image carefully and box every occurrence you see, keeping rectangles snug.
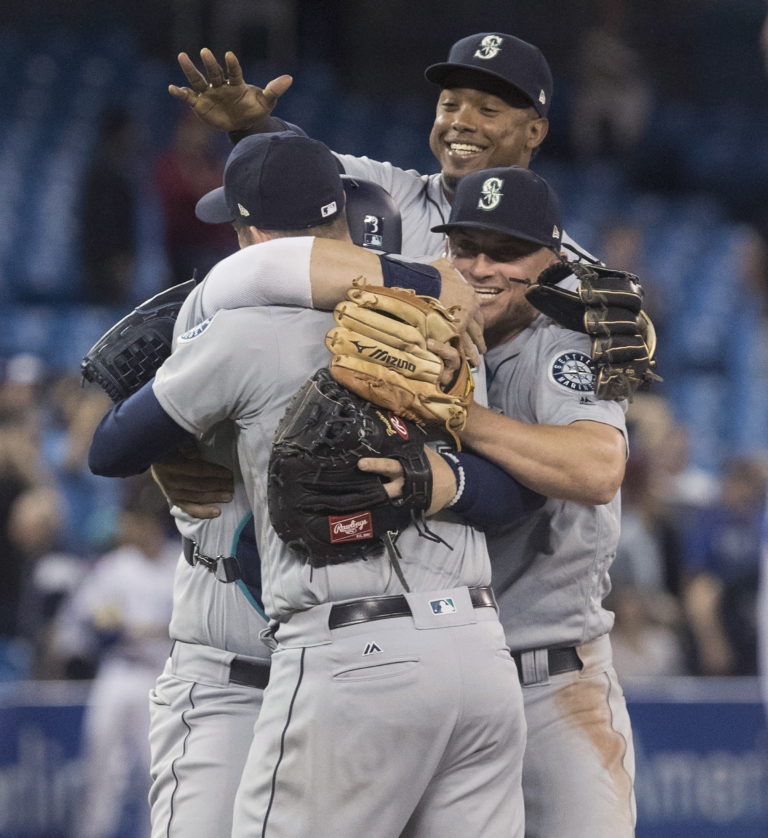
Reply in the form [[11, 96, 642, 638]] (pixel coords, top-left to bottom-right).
[[604, 670, 637, 823], [424, 185, 448, 226], [262, 647, 306, 837], [230, 512, 253, 556], [236, 579, 267, 620], [485, 353, 520, 389], [231, 511, 267, 619], [166, 681, 195, 838]]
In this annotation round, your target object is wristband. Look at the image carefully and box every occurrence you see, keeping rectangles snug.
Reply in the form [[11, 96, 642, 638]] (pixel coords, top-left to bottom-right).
[[438, 451, 545, 530], [379, 255, 442, 298]]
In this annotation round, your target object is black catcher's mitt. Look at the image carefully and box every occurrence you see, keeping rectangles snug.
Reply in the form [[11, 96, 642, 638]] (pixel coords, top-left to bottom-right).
[[81, 279, 196, 402], [525, 262, 661, 401], [268, 368, 432, 569]]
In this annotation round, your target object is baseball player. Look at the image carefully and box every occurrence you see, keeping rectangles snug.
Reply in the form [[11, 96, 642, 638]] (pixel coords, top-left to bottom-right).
[[159, 35, 639, 837], [132, 175, 448, 838], [365, 167, 636, 837], [193, 167, 639, 838], [158, 33, 601, 526], [169, 33, 597, 263], [446, 168, 636, 837], [90, 134, 538, 837]]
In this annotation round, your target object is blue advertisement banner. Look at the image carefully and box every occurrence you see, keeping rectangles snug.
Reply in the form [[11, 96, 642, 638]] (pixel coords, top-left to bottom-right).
[[627, 678, 768, 838], [0, 678, 766, 837]]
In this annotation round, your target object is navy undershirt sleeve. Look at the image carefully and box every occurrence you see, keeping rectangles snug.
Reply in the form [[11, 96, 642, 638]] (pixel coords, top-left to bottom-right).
[[439, 451, 546, 530], [379, 255, 442, 297], [88, 378, 192, 477]]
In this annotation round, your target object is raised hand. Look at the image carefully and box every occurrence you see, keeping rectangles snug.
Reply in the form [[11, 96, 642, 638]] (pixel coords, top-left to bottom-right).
[[168, 48, 293, 133]]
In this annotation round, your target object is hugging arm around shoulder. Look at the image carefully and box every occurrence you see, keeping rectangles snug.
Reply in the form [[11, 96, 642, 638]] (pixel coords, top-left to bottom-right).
[[198, 237, 441, 316], [88, 379, 191, 477]]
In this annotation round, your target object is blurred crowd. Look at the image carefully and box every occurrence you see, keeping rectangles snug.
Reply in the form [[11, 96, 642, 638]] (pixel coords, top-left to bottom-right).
[[0, 286, 765, 690], [0, 0, 766, 688], [0, 7, 765, 833]]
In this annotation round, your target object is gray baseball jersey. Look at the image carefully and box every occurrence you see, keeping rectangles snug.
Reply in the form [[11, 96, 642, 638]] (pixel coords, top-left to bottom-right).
[[483, 315, 627, 651], [154, 306, 492, 618], [483, 314, 636, 838], [163, 279, 271, 657], [152, 303, 527, 836]]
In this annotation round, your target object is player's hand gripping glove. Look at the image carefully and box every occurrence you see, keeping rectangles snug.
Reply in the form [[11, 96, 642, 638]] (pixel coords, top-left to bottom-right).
[[268, 368, 432, 571], [324, 282, 474, 441], [81, 280, 196, 402], [524, 262, 661, 401]]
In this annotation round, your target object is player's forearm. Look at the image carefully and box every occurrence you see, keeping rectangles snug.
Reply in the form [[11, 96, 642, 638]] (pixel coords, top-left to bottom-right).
[[461, 403, 625, 505], [309, 239, 383, 307], [309, 240, 442, 309], [438, 450, 545, 528], [199, 238, 441, 315]]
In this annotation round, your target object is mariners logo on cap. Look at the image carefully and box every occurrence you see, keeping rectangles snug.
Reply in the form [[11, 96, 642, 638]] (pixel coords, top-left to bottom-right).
[[478, 177, 504, 211], [474, 34, 503, 60], [549, 351, 595, 393]]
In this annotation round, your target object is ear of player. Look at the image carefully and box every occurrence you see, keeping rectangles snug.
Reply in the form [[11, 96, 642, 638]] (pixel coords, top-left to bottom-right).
[[324, 282, 475, 444], [525, 262, 662, 401]]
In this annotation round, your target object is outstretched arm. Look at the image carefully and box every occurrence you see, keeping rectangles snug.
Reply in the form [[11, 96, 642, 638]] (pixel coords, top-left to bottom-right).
[[168, 48, 293, 134]]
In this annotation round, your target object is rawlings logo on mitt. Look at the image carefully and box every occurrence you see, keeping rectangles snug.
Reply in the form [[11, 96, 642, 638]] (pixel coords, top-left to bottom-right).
[[325, 282, 474, 442], [268, 368, 433, 571]]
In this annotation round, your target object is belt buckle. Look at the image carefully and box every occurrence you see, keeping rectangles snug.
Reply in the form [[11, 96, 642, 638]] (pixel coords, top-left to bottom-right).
[[191, 544, 224, 571]]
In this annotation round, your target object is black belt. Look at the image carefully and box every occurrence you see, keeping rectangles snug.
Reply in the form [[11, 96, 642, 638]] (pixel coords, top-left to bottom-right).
[[328, 586, 496, 629], [183, 536, 241, 582], [512, 646, 582, 679], [229, 657, 271, 689]]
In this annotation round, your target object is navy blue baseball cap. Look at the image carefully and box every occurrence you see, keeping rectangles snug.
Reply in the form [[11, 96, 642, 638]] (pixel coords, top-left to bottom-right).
[[196, 132, 345, 229], [432, 166, 562, 250], [425, 33, 553, 117]]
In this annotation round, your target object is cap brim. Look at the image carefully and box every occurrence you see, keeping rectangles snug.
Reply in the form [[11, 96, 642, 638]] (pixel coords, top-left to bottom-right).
[[431, 220, 553, 249], [195, 187, 232, 223], [424, 62, 538, 110]]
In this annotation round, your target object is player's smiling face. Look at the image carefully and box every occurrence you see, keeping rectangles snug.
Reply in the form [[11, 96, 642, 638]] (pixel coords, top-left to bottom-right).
[[449, 228, 559, 347], [429, 87, 548, 195]]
